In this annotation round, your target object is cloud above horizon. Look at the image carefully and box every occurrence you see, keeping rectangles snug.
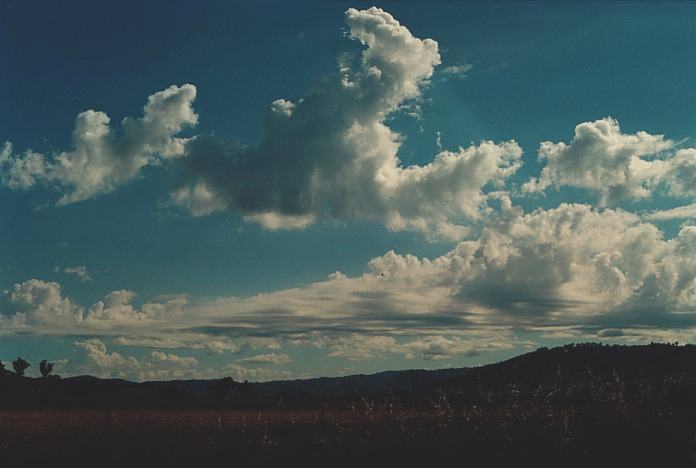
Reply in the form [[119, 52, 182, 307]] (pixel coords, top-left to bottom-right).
[[170, 7, 525, 239], [1, 7, 524, 240], [1, 6, 696, 380], [6, 8, 693, 241], [523, 117, 695, 206], [3, 200, 696, 360], [1, 84, 198, 205]]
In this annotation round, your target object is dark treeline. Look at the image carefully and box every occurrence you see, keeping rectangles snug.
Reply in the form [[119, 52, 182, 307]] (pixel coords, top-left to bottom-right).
[[3, 342, 696, 410]]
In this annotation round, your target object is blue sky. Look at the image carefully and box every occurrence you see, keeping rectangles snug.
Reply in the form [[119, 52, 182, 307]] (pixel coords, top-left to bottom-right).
[[1, 1, 695, 381]]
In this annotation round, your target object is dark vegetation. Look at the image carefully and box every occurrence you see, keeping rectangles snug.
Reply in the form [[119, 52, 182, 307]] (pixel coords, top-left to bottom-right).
[[10, 357, 30, 377], [4, 343, 696, 467]]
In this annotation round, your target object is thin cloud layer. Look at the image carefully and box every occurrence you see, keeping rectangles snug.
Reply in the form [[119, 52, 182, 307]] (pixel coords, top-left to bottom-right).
[[645, 202, 696, 221], [72, 338, 286, 382], [440, 63, 473, 77], [3, 202, 695, 346], [74, 338, 198, 381], [54, 266, 92, 282], [237, 352, 291, 365], [308, 332, 513, 361]]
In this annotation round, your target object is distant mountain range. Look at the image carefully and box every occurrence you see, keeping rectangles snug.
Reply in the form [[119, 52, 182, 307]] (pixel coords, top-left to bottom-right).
[[2, 342, 696, 409]]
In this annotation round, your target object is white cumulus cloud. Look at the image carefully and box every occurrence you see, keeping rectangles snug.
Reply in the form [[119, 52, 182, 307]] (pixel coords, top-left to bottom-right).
[[523, 117, 678, 205], [1, 84, 198, 205], [1, 279, 83, 327], [170, 7, 521, 239], [4, 204, 696, 344], [74, 338, 198, 381]]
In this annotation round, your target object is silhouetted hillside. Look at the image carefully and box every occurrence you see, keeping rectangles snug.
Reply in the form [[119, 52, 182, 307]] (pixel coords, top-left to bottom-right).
[[253, 367, 467, 399], [439, 342, 696, 410], [457, 342, 696, 385], [0, 365, 471, 409], [6, 344, 696, 466], [3, 343, 696, 409]]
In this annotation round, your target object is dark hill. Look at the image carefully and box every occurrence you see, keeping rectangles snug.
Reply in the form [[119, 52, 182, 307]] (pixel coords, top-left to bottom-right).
[[6, 343, 696, 466], [450, 342, 696, 387], [2, 342, 696, 409], [442, 342, 696, 408], [0, 365, 471, 409]]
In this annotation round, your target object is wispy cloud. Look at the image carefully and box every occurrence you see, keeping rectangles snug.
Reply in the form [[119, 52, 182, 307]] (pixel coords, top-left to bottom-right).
[[644, 202, 696, 221], [4, 199, 696, 357], [440, 63, 473, 76], [54, 266, 92, 282], [237, 353, 291, 365]]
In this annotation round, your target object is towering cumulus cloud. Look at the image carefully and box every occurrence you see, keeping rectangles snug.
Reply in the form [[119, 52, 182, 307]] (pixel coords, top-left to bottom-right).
[[171, 7, 521, 238], [1, 8, 522, 238], [0, 84, 198, 204]]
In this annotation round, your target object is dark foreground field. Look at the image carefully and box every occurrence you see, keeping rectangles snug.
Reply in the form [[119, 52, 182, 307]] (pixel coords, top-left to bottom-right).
[[4, 343, 696, 467], [3, 402, 695, 467]]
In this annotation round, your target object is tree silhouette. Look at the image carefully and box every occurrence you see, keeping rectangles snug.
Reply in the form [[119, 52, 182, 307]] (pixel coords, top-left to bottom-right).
[[0, 360, 7, 376], [206, 377, 235, 399], [39, 360, 55, 378], [12, 357, 30, 377]]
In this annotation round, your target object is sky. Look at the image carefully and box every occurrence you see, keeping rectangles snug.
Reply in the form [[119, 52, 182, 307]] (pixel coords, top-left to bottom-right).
[[1, 0, 696, 382]]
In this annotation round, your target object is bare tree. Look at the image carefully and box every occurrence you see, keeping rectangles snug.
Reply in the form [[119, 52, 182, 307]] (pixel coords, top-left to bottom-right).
[[12, 357, 30, 377], [39, 360, 55, 378]]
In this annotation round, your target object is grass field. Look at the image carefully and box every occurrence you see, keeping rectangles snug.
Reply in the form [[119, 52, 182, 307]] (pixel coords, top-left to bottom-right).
[[0, 408, 359, 427], [2, 398, 696, 467]]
